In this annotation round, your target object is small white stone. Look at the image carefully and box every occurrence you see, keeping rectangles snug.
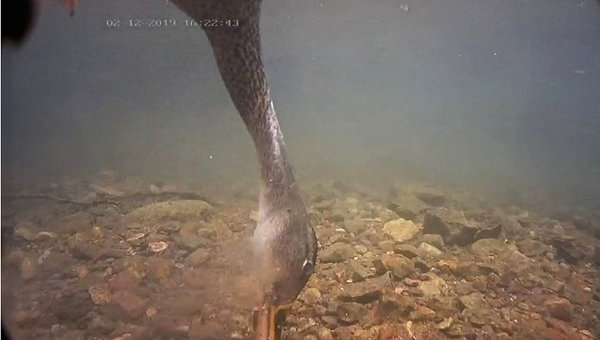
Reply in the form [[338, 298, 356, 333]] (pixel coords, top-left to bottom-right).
[[148, 241, 168, 253]]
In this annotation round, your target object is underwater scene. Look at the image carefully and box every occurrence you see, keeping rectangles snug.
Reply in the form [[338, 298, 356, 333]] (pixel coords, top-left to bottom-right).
[[2, 0, 600, 339]]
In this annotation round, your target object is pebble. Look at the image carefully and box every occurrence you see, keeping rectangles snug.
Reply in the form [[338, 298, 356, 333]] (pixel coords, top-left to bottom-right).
[[301, 288, 322, 304], [20, 256, 37, 280], [88, 284, 111, 305], [148, 241, 168, 253]]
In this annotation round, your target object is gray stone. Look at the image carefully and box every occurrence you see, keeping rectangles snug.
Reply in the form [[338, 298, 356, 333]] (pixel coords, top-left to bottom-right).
[[382, 219, 419, 243], [418, 242, 442, 259], [353, 244, 368, 255], [348, 260, 371, 282], [408, 305, 436, 321], [447, 224, 479, 246], [422, 234, 444, 249], [516, 239, 549, 257], [378, 240, 395, 252], [394, 244, 421, 259], [471, 238, 507, 256], [378, 294, 414, 319], [417, 274, 445, 297], [378, 254, 413, 279], [415, 192, 446, 207], [300, 287, 322, 304], [320, 243, 354, 263], [338, 273, 392, 304], [344, 219, 367, 234], [185, 248, 211, 267], [337, 302, 368, 324], [423, 213, 450, 237], [458, 292, 486, 311], [126, 200, 213, 224]]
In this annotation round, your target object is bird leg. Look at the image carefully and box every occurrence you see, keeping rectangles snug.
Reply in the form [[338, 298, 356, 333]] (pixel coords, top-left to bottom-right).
[[252, 296, 290, 340]]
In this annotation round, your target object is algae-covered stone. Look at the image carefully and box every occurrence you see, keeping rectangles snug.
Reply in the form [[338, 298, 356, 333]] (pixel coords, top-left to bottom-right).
[[320, 243, 354, 263], [185, 248, 211, 267], [126, 200, 213, 225]]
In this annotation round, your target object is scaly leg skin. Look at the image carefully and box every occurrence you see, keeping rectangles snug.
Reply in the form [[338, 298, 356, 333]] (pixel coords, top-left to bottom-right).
[[253, 299, 289, 340]]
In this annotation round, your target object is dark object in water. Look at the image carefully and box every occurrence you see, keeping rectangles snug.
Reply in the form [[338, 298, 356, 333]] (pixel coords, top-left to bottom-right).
[[2, 321, 12, 340], [1, 0, 36, 44]]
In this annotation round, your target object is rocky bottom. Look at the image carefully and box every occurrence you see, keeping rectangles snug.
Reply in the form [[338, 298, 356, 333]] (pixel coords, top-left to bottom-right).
[[2, 173, 600, 339]]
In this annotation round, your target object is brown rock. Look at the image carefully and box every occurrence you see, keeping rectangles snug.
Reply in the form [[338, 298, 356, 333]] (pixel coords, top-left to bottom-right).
[[110, 270, 141, 291], [408, 305, 436, 321], [378, 254, 413, 280], [184, 248, 211, 267], [111, 291, 148, 319], [147, 257, 173, 280], [338, 273, 392, 304], [320, 243, 354, 263], [89, 284, 111, 305], [337, 302, 368, 324], [544, 297, 573, 321], [182, 268, 206, 289]]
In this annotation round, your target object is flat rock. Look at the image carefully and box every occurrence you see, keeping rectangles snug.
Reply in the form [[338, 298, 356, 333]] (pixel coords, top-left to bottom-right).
[[320, 243, 355, 263], [517, 239, 550, 257], [126, 200, 213, 225], [54, 211, 94, 234], [347, 260, 372, 282], [418, 242, 442, 259], [378, 294, 415, 319], [337, 302, 368, 324], [415, 192, 446, 207], [394, 244, 421, 259], [422, 234, 444, 249], [458, 292, 487, 311], [553, 239, 583, 265], [378, 240, 395, 252], [382, 219, 420, 243], [377, 254, 413, 279], [471, 238, 507, 256], [344, 219, 367, 234], [184, 248, 211, 267], [338, 273, 392, 303], [544, 297, 573, 321], [408, 305, 436, 321], [111, 290, 148, 319]]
